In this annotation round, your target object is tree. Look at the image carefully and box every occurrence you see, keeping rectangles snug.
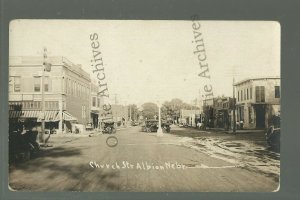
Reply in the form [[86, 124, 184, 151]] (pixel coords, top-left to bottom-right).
[[141, 102, 158, 120], [162, 98, 200, 121], [128, 104, 139, 121]]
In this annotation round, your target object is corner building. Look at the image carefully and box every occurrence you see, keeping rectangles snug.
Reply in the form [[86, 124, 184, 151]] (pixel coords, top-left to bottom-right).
[[9, 56, 91, 133]]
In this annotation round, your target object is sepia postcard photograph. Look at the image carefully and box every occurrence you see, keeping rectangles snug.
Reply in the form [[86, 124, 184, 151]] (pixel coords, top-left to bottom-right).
[[8, 19, 280, 192]]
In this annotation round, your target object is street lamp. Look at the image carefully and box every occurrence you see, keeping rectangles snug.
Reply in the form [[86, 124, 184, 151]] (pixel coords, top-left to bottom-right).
[[157, 102, 163, 137]]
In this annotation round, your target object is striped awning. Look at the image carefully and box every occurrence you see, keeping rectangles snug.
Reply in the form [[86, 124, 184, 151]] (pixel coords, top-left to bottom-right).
[[9, 110, 59, 122], [62, 111, 77, 121]]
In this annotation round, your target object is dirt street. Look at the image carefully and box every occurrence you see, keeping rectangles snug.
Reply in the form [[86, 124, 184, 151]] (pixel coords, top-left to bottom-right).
[[9, 126, 279, 192]]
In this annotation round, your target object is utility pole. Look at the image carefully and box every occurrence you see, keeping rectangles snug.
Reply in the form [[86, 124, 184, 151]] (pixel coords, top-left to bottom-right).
[[40, 47, 47, 143], [233, 77, 236, 133]]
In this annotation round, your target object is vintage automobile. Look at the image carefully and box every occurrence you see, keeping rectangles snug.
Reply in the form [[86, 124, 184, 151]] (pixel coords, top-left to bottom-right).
[[141, 120, 171, 133], [266, 115, 280, 149], [266, 126, 280, 148], [85, 123, 94, 131], [131, 121, 139, 126], [102, 121, 117, 134]]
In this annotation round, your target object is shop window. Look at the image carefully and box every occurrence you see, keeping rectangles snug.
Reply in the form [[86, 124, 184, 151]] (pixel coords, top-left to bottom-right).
[[248, 107, 253, 123], [275, 86, 280, 98]]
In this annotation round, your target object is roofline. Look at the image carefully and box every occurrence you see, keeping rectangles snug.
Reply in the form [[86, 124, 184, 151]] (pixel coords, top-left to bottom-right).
[[234, 76, 280, 86]]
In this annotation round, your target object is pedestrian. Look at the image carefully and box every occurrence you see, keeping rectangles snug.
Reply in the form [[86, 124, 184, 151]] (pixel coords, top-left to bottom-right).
[[240, 120, 244, 129]]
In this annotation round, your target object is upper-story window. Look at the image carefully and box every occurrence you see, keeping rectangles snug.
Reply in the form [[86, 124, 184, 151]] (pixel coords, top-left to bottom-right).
[[247, 88, 249, 100], [250, 87, 252, 99], [275, 86, 280, 98], [14, 77, 21, 92], [44, 77, 50, 92], [92, 97, 96, 107], [255, 86, 265, 102], [97, 98, 100, 107], [71, 80, 74, 95], [241, 90, 243, 101], [237, 91, 239, 102], [34, 77, 41, 92]]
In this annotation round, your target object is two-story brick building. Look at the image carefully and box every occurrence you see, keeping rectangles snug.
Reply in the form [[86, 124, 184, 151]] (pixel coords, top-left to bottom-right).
[[234, 77, 280, 129], [9, 56, 91, 133]]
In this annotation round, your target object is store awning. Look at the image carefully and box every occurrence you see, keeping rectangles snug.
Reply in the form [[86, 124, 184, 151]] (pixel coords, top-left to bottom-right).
[[63, 111, 77, 121], [9, 110, 59, 122]]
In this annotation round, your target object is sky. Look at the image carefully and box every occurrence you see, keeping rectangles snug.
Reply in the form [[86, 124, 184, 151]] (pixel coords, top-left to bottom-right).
[[9, 20, 280, 106]]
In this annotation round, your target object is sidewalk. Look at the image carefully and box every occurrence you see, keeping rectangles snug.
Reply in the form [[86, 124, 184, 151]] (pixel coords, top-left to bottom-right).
[[50, 130, 100, 138], [174, 125, 265, 135], [206, 128, 265, 134]]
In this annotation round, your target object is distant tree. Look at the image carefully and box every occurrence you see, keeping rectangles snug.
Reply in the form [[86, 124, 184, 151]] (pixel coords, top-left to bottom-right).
[[128, 104, 139, 121], [141, 102, 158, 120], [162, 98, 200, 121]]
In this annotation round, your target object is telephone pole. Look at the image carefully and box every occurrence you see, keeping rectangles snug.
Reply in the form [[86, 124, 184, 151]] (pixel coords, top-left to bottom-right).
[[40, 47, 47, 143], [233, 77, 236, 133]]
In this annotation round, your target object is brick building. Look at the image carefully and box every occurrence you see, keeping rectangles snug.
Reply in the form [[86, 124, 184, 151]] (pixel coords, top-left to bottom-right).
[[9, 56, 91, 133]]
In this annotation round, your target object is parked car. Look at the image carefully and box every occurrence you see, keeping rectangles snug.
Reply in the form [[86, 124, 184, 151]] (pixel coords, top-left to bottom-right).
[[131, 121, 139, 126], [102, 121, 117, 134], [266, 115, 280, 149], [141, 120, 171, 133], [86, 123, 94, 131], [266, 126, 280, 148]]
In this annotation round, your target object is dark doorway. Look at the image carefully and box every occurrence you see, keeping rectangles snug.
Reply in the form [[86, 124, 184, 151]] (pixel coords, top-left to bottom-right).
[[255, 105, 265, 128]]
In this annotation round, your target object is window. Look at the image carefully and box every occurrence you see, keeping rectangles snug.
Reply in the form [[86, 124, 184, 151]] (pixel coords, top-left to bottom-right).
[[79, 84, 81, 97], [82, 105, 86, 119], [237, 91, 239, 102], [275, 86, 280, 98], [244, 89, 246, 100], [92, 97, 96, 107], [250, 87, 252, 99], [74, 82, 77, 96], [65, 79, 68, 93], [44, 77, 50, 92], [97, 98, 100, 107], [255, 86, 265, 102], [247, 89, 249, 100], [68, 79, 70, 94], [34, 77, 41, 92], [14, 77, 21, 92], [249, 107, 253, 123], [241, 90, 243, 101], [71, 81, 74, 95], [9, 77, 14, 92]]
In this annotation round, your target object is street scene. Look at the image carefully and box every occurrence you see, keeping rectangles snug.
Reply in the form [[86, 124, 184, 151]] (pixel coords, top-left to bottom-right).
[[8, 20, 280, 192], [9, 126, 279, 192]]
